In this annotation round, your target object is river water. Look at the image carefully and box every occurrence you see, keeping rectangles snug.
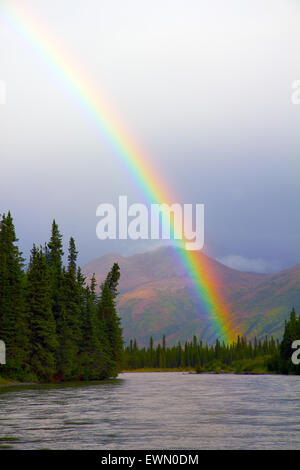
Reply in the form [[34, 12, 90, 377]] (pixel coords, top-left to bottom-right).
[[0, 372, 299, 449]]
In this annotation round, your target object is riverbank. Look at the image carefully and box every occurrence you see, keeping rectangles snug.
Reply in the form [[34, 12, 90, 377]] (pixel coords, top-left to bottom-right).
[[0, 356, 277, 387], [122, 357, 275, 374], [0, 377, 39, 388], [122, 355, 276, 375], [121, 369, 274, 374], [0, 377, 21, 386], [0, 376, 120, 390], [121, 367, 194, 373]]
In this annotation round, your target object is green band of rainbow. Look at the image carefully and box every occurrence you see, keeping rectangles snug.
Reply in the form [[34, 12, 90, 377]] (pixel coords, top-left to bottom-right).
[[1, 1, 237, 343]]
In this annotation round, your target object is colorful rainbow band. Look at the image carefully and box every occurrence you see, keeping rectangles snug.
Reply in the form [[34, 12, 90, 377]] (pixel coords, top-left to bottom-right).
[[1, 1, 237, 343]]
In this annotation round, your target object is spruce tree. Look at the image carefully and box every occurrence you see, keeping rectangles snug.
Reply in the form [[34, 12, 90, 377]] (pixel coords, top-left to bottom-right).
[[80, 275, 111, 380], [0, 212, 28, 377], [26, 245, 57, 381], [56, 238, 82, 380], [47, 220, 64, 322], [99, 263, 123, 376]]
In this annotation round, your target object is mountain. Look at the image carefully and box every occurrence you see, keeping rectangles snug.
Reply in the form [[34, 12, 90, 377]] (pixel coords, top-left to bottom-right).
[[83, 247, 300, 346]]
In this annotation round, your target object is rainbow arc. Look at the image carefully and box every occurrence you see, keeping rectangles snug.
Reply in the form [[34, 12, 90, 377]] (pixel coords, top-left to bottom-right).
[[1, 1, 237, 343]]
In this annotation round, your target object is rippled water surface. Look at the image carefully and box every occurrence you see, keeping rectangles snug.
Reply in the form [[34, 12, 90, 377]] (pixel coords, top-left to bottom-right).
[[0, 372, 299, 449]]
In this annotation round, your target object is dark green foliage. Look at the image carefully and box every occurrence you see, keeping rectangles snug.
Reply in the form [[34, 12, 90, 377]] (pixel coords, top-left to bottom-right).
[[0, 212, 123, 382], [124, 333, 280, 372], [124, 311, 300, 375], [79, 276, 111, 380], [0, 212, 28, 378], [25, 245, 57, 381], [55, 238, 82, 380], [104, 262, 121, 298], [99, 263, 123, 376], [68, 237, 78, 275], [47, 220, 64, 324]]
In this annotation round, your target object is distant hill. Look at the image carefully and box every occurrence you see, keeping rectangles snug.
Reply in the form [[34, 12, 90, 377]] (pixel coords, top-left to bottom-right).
[[83, 247, 300, 346]]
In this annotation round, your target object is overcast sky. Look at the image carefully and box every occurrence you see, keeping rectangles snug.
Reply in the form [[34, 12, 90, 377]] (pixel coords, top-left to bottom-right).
[[0, 0, 299, 272]]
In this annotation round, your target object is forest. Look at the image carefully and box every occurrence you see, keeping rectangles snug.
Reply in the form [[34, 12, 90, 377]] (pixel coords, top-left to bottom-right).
[[1, 211, 299, 383], [123, 309, 300, 375], [0, 211, 123, 382]]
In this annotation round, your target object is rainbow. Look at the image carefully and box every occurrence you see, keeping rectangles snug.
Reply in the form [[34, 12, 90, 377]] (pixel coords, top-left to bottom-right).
[[1, 1, 237, 343]]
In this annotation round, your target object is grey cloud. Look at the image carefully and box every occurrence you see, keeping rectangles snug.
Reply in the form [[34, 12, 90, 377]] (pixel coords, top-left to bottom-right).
[[217, 255, 282, 274]]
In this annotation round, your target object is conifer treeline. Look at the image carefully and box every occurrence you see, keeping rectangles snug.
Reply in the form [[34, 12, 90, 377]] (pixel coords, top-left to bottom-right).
[[123, 334, 280, 371], [124, 309, 300, 374], [0, 212, 123, 382]]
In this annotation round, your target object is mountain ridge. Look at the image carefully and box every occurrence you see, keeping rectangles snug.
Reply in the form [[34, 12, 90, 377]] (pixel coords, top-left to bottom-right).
[[83, 246, 300, 345]]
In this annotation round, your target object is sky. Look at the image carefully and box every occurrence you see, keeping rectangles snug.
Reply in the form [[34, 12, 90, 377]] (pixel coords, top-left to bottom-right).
[[0, 0, 299, 273]]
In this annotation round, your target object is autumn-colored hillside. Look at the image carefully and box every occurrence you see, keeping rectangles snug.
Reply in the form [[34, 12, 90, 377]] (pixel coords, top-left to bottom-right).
[[83, 247, 300, 345]]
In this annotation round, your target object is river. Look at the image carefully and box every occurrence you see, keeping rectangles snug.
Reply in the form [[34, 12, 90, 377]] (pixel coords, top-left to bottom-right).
[[0, 372, 299, 449]]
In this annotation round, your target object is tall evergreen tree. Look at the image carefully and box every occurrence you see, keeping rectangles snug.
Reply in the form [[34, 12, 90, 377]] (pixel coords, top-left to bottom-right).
[[56, 238, 82, 380], [68, 237, 78, 275], [26, 245, 57, 381], [99, 263, 123, 376], [79, 275, 111, 380], [0, 212, 28, 377], [47, 220, 64, 322]]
